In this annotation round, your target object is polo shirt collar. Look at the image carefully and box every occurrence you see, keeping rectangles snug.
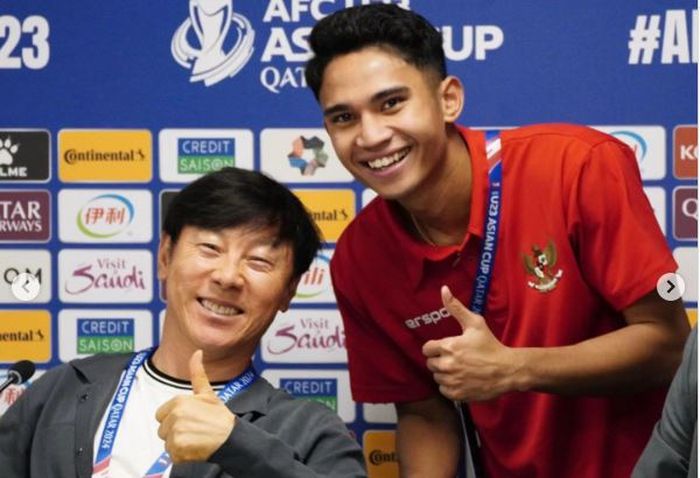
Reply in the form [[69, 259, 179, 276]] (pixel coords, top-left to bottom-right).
[[380, 125, 489, 287]]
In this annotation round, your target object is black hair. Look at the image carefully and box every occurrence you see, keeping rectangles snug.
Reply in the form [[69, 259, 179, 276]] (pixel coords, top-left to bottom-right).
[[162, 167, 322, 278], [305, 4, 446, 100]]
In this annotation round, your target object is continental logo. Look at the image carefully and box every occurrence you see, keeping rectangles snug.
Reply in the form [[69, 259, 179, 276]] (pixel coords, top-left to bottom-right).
[[293, 189, 355, 242], [0, 310, 51, 362], [58, 130, 152, 182], [363, 430, 398, 478], [368, 450, 398, 466]]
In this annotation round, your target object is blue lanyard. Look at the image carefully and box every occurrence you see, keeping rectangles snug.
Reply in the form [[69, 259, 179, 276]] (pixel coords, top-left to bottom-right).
[[468, 130, 504, 316], [92, 349, 258, 478]]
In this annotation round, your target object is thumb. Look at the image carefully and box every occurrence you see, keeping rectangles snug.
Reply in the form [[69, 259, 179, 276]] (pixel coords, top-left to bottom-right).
[[441, 285, 481, 331], [189, 349, 215, 396]]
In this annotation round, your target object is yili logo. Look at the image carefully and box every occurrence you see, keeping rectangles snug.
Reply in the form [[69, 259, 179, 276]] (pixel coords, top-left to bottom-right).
[[77, 318, 135, 354], [77, 194, 135, 239], [177, 137, 236, 174], [280, 378, 338, 411], [295, 253, 330, 299]]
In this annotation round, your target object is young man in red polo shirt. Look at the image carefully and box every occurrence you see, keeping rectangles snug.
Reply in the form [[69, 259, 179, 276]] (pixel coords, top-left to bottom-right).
[[305, 4, 690, 478]]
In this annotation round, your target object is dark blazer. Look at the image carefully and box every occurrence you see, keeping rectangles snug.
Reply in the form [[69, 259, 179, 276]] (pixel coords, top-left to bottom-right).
[[0, 353, 367, 477]]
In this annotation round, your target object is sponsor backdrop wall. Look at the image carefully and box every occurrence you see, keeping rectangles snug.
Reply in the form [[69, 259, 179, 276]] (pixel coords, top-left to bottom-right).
[[0, 1, 697, 475]]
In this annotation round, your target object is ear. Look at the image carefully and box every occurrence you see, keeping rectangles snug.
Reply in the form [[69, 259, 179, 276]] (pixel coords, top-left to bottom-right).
[[157, 233, 173, 281], [279, 277, 301, 312], [439, 75, 464, 123]]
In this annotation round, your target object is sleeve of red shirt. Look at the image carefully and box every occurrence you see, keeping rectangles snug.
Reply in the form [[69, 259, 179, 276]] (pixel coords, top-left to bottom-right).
[[568, 138, 677, 311], [331, 249, 437, 403]]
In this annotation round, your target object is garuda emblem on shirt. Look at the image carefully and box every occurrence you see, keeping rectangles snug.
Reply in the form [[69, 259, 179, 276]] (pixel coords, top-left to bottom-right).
[[522, 240, 563, 292]]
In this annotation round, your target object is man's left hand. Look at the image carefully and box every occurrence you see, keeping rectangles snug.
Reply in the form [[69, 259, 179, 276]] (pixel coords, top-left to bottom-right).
[[422, 286, 522, 402], [155, 350, 235, 463]]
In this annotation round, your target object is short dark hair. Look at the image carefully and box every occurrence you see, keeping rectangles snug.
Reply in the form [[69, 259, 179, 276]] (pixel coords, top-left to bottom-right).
[[163, 167, 322, 278], [305, 4, 446, 100]]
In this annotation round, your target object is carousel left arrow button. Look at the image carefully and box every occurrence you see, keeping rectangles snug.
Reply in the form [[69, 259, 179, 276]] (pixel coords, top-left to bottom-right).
[[11, 272, 41, 301]]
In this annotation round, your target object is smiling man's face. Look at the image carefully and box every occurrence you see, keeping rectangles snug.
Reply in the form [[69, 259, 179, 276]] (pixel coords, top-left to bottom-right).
[[158, 224, 297, 360]]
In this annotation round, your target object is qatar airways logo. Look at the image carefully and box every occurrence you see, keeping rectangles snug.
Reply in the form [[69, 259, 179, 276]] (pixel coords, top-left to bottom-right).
[[261, 309, 346, 363], [59, 250, 153, 303]]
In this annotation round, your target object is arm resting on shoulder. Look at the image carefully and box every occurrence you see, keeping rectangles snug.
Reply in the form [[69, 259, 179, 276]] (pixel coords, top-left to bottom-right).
[[395, 396, 461, 478]]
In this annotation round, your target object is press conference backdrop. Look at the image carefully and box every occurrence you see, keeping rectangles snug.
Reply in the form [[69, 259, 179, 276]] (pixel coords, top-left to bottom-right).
[[0, 1, 697, 475]]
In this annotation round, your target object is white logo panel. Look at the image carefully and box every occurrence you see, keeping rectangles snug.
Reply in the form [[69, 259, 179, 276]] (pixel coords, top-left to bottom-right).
[[293, 249, 336, 304], [260, 129, 354, 183], [159, 129, 254, 183], [261, 369, 355, 423], [363, 403, 398, 424], [643, 187, 667, 234], [58, 189, 152, 243], [58, 249, 153, 303], [673, 247, 698, 302], [362, 189, 378, 208], [261, 309, 346, 363], [58, 309, 153, 362], [0, 249, 51, 303], [592, 125, 666, 180]]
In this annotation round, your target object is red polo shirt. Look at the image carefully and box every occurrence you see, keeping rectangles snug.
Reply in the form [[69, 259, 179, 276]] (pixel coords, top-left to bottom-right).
[[331, 124, 675, 478]]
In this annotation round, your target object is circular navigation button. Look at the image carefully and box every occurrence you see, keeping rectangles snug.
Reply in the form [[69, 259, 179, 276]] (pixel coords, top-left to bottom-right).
[[656, 272, 685, 302], [11, 273, 41, 302]]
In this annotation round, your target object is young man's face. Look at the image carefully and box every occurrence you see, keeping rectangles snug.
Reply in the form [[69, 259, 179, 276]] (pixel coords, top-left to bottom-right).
[[319, 46, 452, 203], [157, 225, 297, 360]]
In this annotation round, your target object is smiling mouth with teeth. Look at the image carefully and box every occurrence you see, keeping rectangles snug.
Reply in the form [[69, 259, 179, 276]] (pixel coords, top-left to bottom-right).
[[199, 298, 242, 316], [366, 146, 411, 170]]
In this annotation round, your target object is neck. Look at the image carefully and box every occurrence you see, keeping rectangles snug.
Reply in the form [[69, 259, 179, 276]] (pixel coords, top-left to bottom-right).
[[402, 126, 472, 246], [151, 343, 251, 383]]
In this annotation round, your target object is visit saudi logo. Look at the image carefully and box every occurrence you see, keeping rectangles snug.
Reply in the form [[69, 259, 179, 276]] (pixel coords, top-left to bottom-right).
[[77, 194, 135, 239]]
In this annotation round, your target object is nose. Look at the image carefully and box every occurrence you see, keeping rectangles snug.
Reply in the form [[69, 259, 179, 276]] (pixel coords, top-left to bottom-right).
[[355, 113, 392, 149], [210, 258, 244, 289]]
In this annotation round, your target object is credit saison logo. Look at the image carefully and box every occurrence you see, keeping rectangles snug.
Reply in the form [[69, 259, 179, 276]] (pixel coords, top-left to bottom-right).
[[177, 138, 236, 174], [295, 253, 329, 299], [77, 194, 134, 239], [280, 378, 338, 411], [63, 148, 146, 165], [77, 318, 135, 354], [368, 449, 398, 466]]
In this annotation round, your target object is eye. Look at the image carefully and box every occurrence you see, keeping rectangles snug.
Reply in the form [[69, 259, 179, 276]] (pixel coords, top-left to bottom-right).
[[330, 112, 354, 125], [246, 256, 274, 272], [198, 243, 220, 255], [381, 96, 404, 111]]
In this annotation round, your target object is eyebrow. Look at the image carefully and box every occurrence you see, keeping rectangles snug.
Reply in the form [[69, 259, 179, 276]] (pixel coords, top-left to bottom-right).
[[322, 86, 410, 118]]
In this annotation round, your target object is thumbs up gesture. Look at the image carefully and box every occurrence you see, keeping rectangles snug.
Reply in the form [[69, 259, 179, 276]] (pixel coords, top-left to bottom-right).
[[155, 350, 236, 463], [422, 286, 521, 402]]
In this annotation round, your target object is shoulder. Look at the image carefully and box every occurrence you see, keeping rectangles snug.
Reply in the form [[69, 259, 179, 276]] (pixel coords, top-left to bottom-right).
[[504, 123, 623, 149], [332, 196, 390, 268]]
